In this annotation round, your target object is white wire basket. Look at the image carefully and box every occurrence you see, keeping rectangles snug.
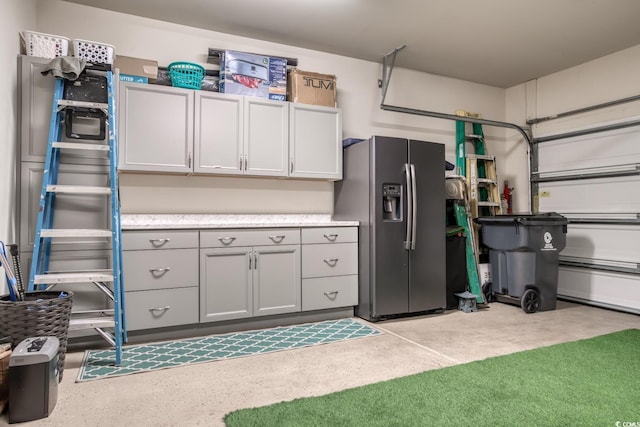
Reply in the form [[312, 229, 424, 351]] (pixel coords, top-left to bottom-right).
[[21, 31, 70, 59], [72, 38, 115, 64]]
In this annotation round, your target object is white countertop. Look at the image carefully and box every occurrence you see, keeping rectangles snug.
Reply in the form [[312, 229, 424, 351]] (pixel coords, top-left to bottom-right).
[[121, 214, 358, 230]]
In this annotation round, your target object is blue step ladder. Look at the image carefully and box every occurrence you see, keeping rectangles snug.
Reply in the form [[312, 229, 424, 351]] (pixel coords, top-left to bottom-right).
[[28, 69, 126, 365]]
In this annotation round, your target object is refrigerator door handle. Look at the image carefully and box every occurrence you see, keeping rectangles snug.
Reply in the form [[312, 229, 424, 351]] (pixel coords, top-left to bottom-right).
[[410, 163, 417, 250], [404, 163, 412, 250]]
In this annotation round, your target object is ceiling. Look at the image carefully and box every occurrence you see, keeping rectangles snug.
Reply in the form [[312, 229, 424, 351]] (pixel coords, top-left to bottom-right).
[[64, 0, 640, 88]]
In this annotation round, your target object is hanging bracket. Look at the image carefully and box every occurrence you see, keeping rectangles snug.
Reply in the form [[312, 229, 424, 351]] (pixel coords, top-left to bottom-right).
[[378, 45, 406, 104]]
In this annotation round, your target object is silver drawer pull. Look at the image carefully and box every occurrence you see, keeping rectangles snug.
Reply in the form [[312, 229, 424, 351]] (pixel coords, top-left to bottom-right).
[[149, 267, 171, 275], [149, 238, 171, 247], [218, 237, 236, 245], [149, 306, 170, 312], [324, 291, 339, 300], [323, 234, 338, 242], [269, 235, 286, 243], [323, 258, 339, 267]]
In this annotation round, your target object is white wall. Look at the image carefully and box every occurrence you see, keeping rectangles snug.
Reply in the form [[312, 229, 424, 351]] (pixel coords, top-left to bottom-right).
[[35, 0, 507, 214], [1, 0, 37, 295]]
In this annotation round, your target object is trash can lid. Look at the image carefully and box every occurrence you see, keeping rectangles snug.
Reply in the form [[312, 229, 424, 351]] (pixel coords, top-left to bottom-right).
[[476, 212, 568, 226]]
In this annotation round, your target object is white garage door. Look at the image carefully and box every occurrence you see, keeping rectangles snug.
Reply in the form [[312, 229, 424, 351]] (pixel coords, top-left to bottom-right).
[[533, 118, 640, 314]]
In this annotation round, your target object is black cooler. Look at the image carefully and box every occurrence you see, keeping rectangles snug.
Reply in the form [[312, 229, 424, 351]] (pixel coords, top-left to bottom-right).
[[8, 337, 59, 423]]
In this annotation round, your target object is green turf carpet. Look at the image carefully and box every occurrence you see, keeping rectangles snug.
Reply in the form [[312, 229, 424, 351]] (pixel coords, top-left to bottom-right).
[[77, 318, 381, 382], [225, 329, 640, 427]]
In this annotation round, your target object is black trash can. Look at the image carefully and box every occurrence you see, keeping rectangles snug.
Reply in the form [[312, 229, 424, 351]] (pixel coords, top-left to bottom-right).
[[476, 213, 568, 313]]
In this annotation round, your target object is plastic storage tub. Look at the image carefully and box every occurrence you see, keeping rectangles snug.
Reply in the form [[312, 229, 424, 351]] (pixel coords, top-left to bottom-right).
[[21, 31, 70, 59], [476, 212, 568, 313], [72, 38, 115, 64]]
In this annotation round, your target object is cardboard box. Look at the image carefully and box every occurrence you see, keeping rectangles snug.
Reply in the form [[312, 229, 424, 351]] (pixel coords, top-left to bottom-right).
[[114, 55, 158, 83], [288, 69, 337, 108], [219, 50, 287, 101]]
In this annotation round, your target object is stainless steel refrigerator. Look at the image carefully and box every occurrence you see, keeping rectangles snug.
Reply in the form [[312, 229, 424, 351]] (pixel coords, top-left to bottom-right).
[[334, 136, 445, 321]]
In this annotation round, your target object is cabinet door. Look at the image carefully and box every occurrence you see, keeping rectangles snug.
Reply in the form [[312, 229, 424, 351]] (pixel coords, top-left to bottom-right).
[[200, 247, 252, 322], [194, 92, 244, 175], [244, 98, 288, 177], [119, 82, 193, 173], [289, 103, 342, 180], [19, 56, 55, 163], [253, 244, 301, 316]]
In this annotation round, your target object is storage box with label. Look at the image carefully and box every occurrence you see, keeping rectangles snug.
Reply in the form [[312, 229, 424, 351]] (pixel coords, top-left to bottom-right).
[[219, 50, 287, 101], [114, 55, 158, 83], [288, 69, 337, 108]]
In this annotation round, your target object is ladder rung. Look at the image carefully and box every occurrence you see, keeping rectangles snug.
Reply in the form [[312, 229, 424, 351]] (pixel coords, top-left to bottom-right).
[[58, 99, 108, 110], [477, 178, 497, 185], [478, 201, 501, 207], [465, 134, 483, 140], [68, 317, 115, 332], [34, 270, 114, 284], [72, 309, 114, 316], [52, 141, 110, 151], [466, 154, 495, 161], [40, 229, 113, 238], [46, 185, 111, 195]]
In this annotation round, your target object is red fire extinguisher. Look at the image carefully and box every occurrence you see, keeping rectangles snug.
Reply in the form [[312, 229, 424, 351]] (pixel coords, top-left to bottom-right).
[[503, 180, 513, 214]]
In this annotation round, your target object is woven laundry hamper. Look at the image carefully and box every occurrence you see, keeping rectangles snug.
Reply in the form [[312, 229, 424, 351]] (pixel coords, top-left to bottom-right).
[[0, 291, 73, 382]]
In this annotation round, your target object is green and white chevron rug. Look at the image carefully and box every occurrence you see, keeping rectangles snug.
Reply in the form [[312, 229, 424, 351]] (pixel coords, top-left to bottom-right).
[[77, 318, 381, 382]]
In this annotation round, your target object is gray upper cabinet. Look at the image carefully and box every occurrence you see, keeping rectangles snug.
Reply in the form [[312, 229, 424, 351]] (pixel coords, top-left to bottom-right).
[[194, 93, 288, 176], [19, 56, 55, 163], [119, 82, 193, 173], [289, 103, 342, 180], [120, 82, 340, 179], [194, 91, 243, 174], [243, 97, 288, 177]]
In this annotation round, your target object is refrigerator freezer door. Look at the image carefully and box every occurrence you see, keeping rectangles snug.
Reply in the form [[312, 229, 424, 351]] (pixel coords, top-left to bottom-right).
[[408, 140, 446, 312], [371, 136, 410, 317]]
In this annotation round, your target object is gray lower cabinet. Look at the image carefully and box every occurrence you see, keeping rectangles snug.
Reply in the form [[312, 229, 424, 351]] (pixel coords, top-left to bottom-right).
[[123, 230, 199, 330], [122, 226, 357, 332], [301, 227, 359, 311], [200, 229, 301, 322]]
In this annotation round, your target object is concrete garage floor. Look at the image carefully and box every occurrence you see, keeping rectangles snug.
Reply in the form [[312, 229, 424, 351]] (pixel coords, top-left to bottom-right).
[[3, 300, 639, 426]]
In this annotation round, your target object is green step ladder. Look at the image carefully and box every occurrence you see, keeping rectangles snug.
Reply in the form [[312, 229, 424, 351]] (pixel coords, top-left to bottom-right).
[[454, 110, 489, 303], [29, 65, 126, 365]]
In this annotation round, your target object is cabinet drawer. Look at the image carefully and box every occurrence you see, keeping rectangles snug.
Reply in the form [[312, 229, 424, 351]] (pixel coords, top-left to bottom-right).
[[302, 243, 358, 278], [302, 227, 357, 244], [200, 228, 300, 248], [302, 276, 358, 311], [123, 248, 198, 291], [123, 230, 198, 250], [125, 287, 199, 331]]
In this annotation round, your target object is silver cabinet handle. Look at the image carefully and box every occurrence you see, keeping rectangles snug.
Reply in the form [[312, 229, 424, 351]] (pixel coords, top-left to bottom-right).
[[323, 258, 339, 267], [244, 156, 248, 171], [323, 291, 339, 300], [149, 267, 171, 275], [188, 152, 192, 168], [149, 238, 171, 247], [218, 237, 236, 245], [269, 235, 286, 243], [239, 156, 243, 170], [249, 252, 257, 269], [323, 234, 338, 242], [149, 306, 170, 312], [290, 159, 294, 173]]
